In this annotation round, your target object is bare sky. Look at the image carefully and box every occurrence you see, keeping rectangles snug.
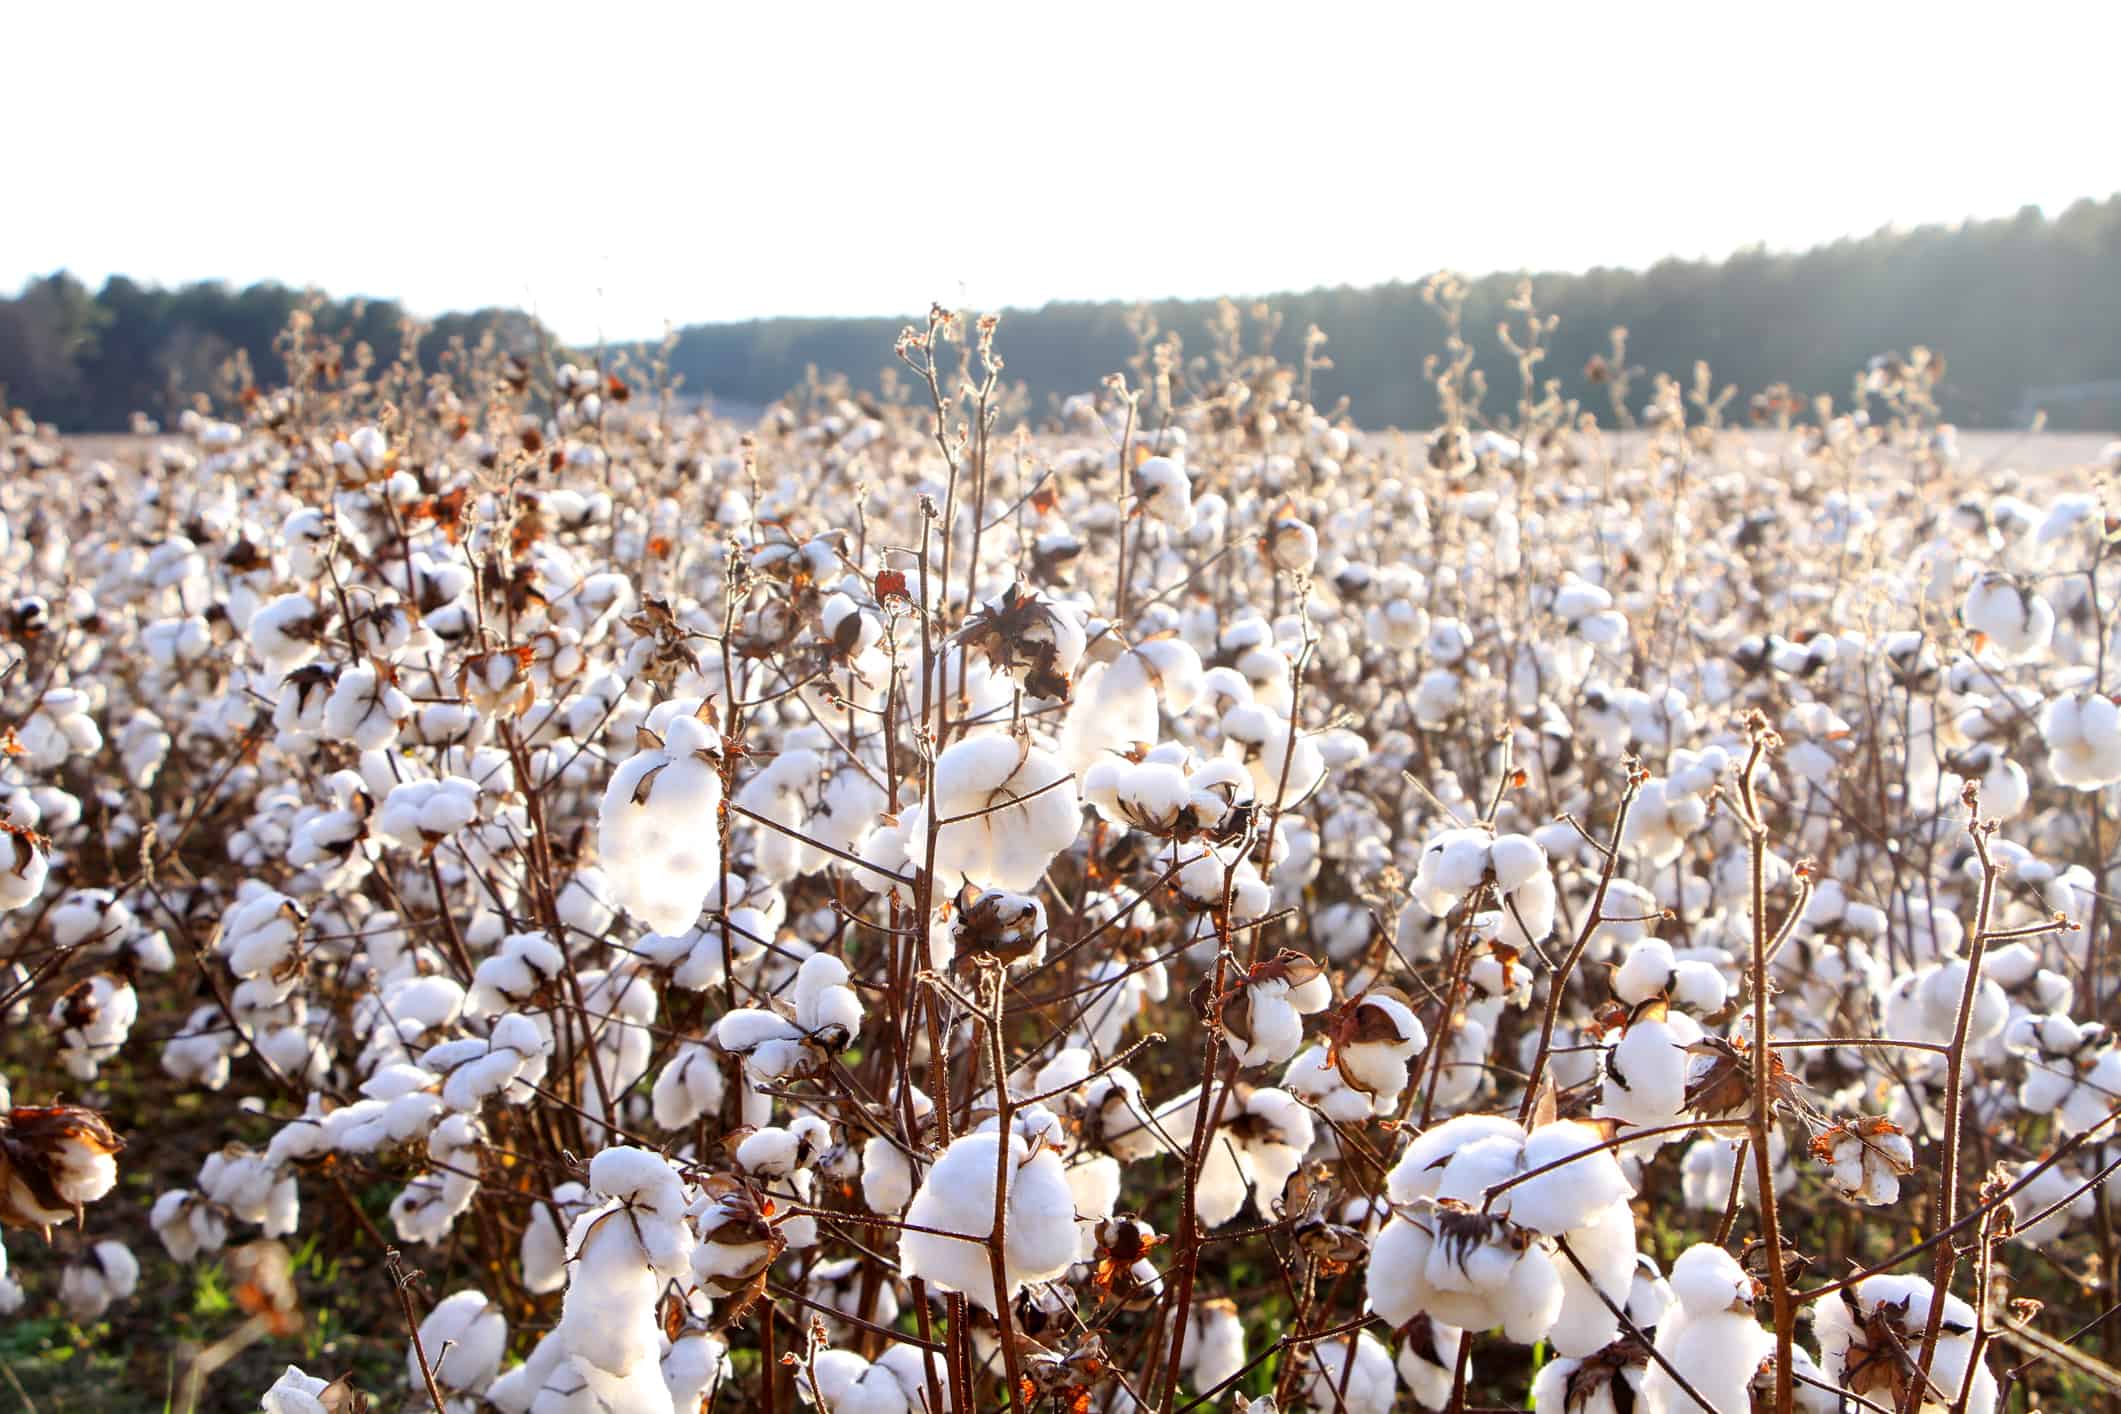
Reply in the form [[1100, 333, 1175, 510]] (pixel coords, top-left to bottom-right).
[[9, 2, 2117, 344]]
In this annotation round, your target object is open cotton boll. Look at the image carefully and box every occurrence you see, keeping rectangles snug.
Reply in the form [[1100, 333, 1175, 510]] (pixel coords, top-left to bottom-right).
[[374, 776, 482, 846], [1134, 455, 1195, 530], [651, 1043, 725, 1130], [911, 735, 1079, 891], [1297, 1333, 1394, 1414], [794, 953, 864, 1043], [1815, 1274, 1993, 1413], [321, 662, 410, 749], [2006, 1159, 2097, 1246], [898, 1129, 1079, 1314], [2041, 690, 2121, 790], [1815, 1116, 1915, 1205], [1596, 1006, 1705, 1144], [1962, 572, 2054, 660], [1219, 702, 1326, 804], [59, 1238, 138, 1321], [1329, 989, 1426, 1110], [597, 711, 725, 935], [664, 1330, 733, 1410], [957, 581, 1088, 700], [259, 1365, 335, 1414], [415, 1289, 507, 1393], [52, 973, 138, 1080], [1510, 1120, 1635, 1234], [804, 1348, 911, 1413], [1221, 954, 1331, 1069], [557, 1148, 695, 1380]]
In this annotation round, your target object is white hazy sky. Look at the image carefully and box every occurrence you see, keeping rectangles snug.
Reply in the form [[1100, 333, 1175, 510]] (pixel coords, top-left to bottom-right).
[[8, 3, 2118, 344]]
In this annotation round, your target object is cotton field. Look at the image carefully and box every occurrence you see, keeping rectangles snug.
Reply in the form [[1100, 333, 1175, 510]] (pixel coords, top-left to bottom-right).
[[0, 300, 2118, 1414]]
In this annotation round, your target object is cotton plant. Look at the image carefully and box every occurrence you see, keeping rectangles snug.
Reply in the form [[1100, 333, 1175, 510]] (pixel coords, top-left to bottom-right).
[[5, 306, 2121, 1414]]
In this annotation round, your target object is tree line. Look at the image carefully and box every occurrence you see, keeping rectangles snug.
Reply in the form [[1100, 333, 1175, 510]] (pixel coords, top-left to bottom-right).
[[6, 196, 2118, 432]]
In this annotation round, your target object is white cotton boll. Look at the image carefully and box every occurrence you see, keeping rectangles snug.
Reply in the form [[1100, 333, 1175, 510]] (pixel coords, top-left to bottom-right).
[[1668, 1243, 1752, 1317], [1134, 455, 1195, 530], [558, 1151, 695, 1379], [862, 1136, 916, 1215], [899, 1130, 1079, 1314], [651, 1044, 725, 1130], [794, 952, 863, 1043], [1413, 827, 1494, 913], [806, 1349, 911, 1413], [2042, 691, 2121, 790], [1613, 940, 1677, 1006], [375, 776, 482, 846], [664, 1331, 732, 1411], [1548, 1203, 1638, 1357], [2007, 1160, 2096, 1246], [0, 821, 47, 912], [1533, 1355, 1645, 1414], [917, 735, 1080, 891], [59, 1238, 139, 1321], [1596, 1010, 1704, 1143], [1647, 1306, 1771, 1414], [1366, 1213, 1438, 1326], [53, 974, 138, 1081], [1332, 991, 1425, 1110], [249, 593, 323, 678], [598, 712, 725, 935], [1264, 516, 1320, 575], [1820, 1118, 1915, 1205], [260, 1365, 334, 1414], [1220, 703, 1326, 804], [322, 663, 410, 749], [1511, 1121, 1634, 1235], [1185, 1298, 1246, 1395], [1816, 1275, 1991, 1413], [1297, 1333, 1395, 1414], [1962, 572, 2054, 661], [151, 1189, 228, 1262], [416, 1290, 508, 1393]]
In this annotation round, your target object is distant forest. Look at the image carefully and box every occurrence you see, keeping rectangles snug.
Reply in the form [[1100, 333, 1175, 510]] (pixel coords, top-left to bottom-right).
[[6, 197, 2120, 432]]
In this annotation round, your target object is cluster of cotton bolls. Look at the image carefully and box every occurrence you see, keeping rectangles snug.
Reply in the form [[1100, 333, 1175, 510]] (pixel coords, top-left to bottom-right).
[[1, 319, 2119, 1412]]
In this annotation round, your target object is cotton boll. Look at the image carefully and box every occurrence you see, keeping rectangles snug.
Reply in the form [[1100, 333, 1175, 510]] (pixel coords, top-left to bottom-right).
[[1135, 456, 1195, 530], [1816, 1117, 1915, 1205], [792, 952, 864, 1045], [598, 711, 726, 935], [1595, 1006, 1705, 1144], [259, 1365, 335, 1414], [59, 1238, 139, 1321], [1816, 1275, 1991, 1413], [416, 1289, 508, 1393], [1296, 1333, 1395, 1414], [899, 1130, 1079, 1314], [911, 735, 1080, 891], [1511, 1121, 1635, 1235], [1962, 572, 2054, 661], [1264, 517, 1320, 575], [2042, 691, 2121, 790], [1548, 1204, 1638, 1357], [651, 1043, 725, 1130]]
